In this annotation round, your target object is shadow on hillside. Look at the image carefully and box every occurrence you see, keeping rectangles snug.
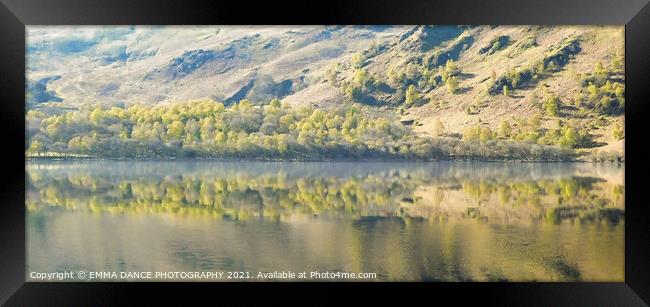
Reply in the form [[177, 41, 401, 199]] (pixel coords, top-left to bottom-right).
[[455, 87, 473, 94], [457, 72, 476, 80]]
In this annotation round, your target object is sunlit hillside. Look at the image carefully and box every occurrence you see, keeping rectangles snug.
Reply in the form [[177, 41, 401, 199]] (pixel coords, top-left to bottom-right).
[[26, 26, 624, 161]]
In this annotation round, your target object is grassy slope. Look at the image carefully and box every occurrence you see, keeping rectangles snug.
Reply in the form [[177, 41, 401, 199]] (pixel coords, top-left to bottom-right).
[[30, 26, 625, 159], [306, 25, 625, 159]]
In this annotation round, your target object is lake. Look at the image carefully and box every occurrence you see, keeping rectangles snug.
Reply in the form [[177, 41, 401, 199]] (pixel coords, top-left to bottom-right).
[[26, 161, 624, 281]]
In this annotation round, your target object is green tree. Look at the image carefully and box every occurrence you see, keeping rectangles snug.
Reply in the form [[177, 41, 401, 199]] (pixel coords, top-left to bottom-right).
[[613, 123, 624, 140], [446, 76, 459, 94], [479, 126, 494, 143], [405, 85, 420, 107], [352, 52, 365, 69], [612, 55, 623, 71], [595, 61, 606, 75], [491, 40, 502, 52], [463, 125, 481, 142], [353, 69, 368, 86], [445, 59, 460, 76], [167, 120, 185, 139], [559, 126, 578, 148], [543, 94, 561, 117], [270, 99, 282, 109], [325, 65, 339, 86], [215, 131, 227, 144], [498, 120, 511, 138], [89, 107, 105, 126]]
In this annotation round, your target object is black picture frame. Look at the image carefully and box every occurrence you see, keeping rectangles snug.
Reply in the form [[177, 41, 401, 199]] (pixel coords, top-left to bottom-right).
[[1, 0, 649, 305]]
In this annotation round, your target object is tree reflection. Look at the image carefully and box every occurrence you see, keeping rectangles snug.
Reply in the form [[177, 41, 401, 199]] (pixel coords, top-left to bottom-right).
[[26, 162, 624, 225]]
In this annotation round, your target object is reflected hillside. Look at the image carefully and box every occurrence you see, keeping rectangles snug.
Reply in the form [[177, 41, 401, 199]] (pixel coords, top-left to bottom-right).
[[26, 161, 624, 225]]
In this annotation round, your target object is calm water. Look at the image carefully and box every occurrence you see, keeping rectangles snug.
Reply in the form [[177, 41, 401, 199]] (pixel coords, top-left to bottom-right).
[[26, 161, 624, 281]]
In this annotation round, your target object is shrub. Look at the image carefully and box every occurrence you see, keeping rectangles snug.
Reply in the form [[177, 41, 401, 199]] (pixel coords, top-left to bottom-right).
[[479, 36, 510, 55], [498, 121, 511, 138], [446, 76, 459, 94], [405, 85, 420, 107], [543, 94, 561, 117], [613, 123, 624, 140]]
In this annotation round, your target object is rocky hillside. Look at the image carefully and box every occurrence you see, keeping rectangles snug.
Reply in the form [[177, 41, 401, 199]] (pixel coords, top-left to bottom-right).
[[27, 25, 624, 159], [27, 26, 403, 106]]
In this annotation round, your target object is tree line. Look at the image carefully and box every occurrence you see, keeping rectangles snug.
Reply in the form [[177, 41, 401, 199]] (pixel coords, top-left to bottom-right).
[[27, 98, 577, 161]]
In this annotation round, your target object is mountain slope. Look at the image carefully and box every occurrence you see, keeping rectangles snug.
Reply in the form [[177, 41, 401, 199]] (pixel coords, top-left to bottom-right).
[[27, 26, 405, 105], [26, 25, 625, 160]]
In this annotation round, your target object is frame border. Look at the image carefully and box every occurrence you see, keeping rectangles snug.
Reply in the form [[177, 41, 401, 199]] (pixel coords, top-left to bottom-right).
[[1, 0, 649, 305]]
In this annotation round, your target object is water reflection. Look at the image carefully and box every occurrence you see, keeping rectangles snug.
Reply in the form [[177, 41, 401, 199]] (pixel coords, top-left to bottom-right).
[[26, 161, 624, 281]]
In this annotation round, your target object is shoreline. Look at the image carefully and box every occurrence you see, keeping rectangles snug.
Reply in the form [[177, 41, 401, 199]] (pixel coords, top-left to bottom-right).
[[25, 156, 624, 163]]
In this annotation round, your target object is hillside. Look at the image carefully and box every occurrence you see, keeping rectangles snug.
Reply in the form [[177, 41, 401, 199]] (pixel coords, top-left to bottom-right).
[[26, 25, 624, 161], [27, 26, 403, 106]]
